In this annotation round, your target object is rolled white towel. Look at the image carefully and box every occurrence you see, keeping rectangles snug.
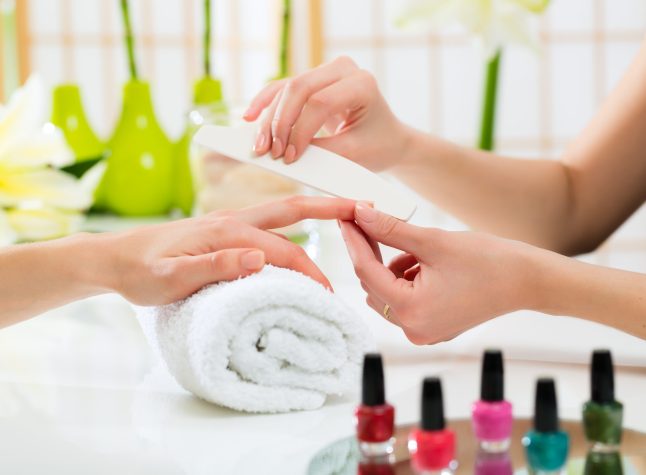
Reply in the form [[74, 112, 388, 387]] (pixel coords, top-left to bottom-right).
[[136, 265, 373, 413]]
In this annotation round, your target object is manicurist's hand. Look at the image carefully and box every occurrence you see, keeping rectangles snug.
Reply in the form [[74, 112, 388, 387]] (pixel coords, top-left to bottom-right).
[[0, 196, 355, 326], [339, 203, 540, 344], [243, 56, 409, 171]]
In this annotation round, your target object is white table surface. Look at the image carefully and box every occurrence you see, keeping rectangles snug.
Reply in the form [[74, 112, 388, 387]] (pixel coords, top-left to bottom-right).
[[1, 220, 645, 474]]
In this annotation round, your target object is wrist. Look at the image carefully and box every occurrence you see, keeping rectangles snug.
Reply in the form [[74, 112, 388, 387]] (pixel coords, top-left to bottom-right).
[[519, 244, 572, 315], [63, 232, 117, 296]]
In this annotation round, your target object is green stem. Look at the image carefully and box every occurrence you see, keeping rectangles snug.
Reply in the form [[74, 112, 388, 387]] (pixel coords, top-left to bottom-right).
[[478, 50, 502, 151], [120, 0, 138, 80], [278, 0, 291, 78], [204, 0, 212, 77]]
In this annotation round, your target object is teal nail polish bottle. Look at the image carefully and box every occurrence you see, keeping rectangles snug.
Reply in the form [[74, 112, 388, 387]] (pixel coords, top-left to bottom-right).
[[584, 450, 624, 475], [583, 350, 623, 452], [522, 378, 569, 474]]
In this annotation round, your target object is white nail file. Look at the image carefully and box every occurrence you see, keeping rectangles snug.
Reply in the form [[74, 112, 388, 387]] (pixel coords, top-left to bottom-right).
[[193, 124, 417, 221]]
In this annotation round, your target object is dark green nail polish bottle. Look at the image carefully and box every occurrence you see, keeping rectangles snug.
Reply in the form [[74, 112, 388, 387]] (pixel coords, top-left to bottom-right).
[[582, 350, 623, 452], [584, 450, 624, 475]]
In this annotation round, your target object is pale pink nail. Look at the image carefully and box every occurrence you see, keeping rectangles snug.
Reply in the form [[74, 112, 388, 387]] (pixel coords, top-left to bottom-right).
[[271, 137, 283, 158], [253, 132, 267, 153], [284, 144, 296, 163]]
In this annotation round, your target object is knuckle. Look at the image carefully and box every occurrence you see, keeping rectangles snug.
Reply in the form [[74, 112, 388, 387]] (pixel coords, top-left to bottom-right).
[[307, 93, 330, 113], [404, 331, 429, 346], [356, 69, 378, 89], [334, 55, 357, 69], [283, 195, 306, 220], [285, 77, 305, 95]]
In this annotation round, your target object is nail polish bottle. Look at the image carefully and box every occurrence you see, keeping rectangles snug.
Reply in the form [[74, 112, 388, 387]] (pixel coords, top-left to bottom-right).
[[474, 450, 513, 475], [583, 450, 624, 475], [358, 460, 396, 475], [522, 378, 569, 474], [355, 353, 395, 459], [408, 377, 456, 474], [472, 349, 513, 453], [583, 350, 623, 452]]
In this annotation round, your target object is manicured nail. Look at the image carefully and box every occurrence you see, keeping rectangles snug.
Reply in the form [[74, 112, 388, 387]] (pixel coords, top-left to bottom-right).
[[271, 137, 283, 158], [253, 132, 267, 154], [284, 144, 296, 163], [243, 107, 254, 119], [355, 201, 378, 223], [241, 250, 265, 270]]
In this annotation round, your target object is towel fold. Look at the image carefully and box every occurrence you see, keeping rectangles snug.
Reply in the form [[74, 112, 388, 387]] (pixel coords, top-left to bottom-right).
[[136, 265, 372, 413]]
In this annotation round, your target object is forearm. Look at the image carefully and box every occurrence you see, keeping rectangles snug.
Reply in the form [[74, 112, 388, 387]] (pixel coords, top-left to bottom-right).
[[0, 233, 110, 327], [528, 247, 646, 339], [392, 127, 577, 252]]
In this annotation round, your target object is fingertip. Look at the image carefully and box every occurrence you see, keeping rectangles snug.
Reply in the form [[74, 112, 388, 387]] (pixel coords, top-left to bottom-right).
[[241, 249, 265, 271]]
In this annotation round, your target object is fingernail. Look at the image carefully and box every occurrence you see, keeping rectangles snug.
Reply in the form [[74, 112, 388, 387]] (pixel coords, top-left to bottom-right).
[[271, 137, 282, 158], [284, 144, 296, 163], [253, 132, 266, 154], [355, 201, 378, 223], [241, 250, 265, 270]]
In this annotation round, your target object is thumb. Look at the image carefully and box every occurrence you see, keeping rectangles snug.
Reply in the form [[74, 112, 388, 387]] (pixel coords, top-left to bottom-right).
[[178, 248, 266, 291], [354, 202, 425, 253]]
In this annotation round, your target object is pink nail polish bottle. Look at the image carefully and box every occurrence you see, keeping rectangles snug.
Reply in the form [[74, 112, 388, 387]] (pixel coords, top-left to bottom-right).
[[471, 349, 513, 453]]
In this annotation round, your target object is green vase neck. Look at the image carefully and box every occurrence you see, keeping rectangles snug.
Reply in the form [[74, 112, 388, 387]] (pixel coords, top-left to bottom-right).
[[121, 80, 156, 118], [193, 76, 223, 106]]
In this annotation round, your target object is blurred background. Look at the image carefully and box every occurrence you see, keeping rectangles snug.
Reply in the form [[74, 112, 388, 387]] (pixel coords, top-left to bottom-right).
[[1, 0, 646, 267]]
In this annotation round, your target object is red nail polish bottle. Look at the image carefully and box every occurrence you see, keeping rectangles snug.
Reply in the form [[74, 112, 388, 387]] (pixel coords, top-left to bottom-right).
[[408, 377, 457, 474], [355, 353, 395, 459]]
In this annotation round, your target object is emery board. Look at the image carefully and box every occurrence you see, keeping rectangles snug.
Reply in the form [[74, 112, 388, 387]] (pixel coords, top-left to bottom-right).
[[193, 124, 417, 221]]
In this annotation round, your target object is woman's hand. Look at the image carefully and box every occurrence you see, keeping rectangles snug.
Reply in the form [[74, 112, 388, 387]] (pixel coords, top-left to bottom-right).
[[0, 196, 355, 326], [243, 56, 410, 172], [102, 196, 355, 306], [339, 203, 540, 344]]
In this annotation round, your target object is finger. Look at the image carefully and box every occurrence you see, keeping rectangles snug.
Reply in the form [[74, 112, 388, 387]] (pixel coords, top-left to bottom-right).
[[366, 293, 401, 328], [388, 253, 418, 278], [253, 89, 283, 156], [270, 57, 358, 160], [354, 202, 427, 253], [209, 220, 332, 289], [232, 196, 356, 230], [339, 220, 411, 307], [175, 248, 266, 291], [286, 71, 373, 162], [403, 264, 421, 281], [243, 79, 288, 121]]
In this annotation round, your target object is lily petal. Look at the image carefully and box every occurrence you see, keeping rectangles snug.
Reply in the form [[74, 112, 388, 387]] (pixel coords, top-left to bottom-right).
[[0, 167, 92, 210], [0, 209, 18, 246], [0, 76, 46, 157], [6, 207, 83, 242], [0, 123, 74, 169]]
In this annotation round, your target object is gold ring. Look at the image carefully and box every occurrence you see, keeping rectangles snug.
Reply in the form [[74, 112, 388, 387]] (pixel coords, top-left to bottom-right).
[[383, 303, 391, 320]]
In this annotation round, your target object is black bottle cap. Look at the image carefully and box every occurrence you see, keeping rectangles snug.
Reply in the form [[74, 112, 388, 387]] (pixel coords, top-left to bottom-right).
[[480, 349, 504, 401], [591, 349, 615, 404], [421, 377, 446, 431], [362, 353, 385, 406], [533, 378, 560, 433]]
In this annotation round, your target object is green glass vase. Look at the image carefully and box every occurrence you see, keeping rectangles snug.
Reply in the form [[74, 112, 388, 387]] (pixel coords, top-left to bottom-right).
[[173, 76, 228, 215], [50, 84, 104, 177], [96, 80, 173, 216]]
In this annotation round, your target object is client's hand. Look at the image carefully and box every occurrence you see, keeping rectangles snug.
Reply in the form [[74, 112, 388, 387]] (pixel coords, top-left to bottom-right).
[[339, 203, 539, 344], [104, 196, 355, 306]]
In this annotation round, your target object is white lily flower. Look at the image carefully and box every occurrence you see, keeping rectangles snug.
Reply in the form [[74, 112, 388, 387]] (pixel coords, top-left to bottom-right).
[[6, 207, 83, 241], [0, 76, 91, 244], [0, 209, 17, 246], [396, 0, 550, 58]]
